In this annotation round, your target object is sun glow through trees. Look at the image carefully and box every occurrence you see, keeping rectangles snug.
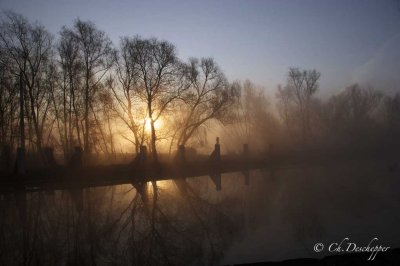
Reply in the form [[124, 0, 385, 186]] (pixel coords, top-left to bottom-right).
[[144, 117, 163, 133]]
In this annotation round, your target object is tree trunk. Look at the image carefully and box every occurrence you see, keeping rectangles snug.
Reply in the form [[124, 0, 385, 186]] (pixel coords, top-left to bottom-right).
[[84, 69, 90, 157], [148, 103, 158, 162]]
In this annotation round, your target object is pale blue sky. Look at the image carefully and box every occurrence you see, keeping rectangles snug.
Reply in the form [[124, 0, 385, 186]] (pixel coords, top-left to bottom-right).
[[1, 0, 399, 97]]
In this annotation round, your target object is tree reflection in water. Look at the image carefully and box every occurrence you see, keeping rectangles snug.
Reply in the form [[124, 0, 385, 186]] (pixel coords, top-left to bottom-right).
[[0, 177, 244, 265]]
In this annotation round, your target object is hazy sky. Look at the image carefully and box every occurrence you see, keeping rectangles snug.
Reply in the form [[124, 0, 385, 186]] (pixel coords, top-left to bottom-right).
[[1, 0, 399, 97]]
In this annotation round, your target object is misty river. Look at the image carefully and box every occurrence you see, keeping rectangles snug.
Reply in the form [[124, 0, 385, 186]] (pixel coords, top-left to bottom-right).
[[1, 158, 399, 265]]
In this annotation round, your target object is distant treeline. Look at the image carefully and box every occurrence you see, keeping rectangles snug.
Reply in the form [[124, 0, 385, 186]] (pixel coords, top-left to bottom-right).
[[1, 12, 399, 164], [224, 71, 400, 155]]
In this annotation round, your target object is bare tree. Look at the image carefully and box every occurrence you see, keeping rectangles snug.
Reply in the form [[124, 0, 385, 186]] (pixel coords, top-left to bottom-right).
[[0, 49, 18, 151], [57, 26, 84, 158], [67, 19, 115, 157], [0, 12, 53, 159], [42, 57, 61, 148], [223, 80, 277, 152], [325, 85, 382, 128], [108, 37, 145, 154], [276, 84, 293, 130], [129, 37, 181, 161], [339, 84, 382, 123], [277, 67, 320, 142], [172, 57, 235, 149]]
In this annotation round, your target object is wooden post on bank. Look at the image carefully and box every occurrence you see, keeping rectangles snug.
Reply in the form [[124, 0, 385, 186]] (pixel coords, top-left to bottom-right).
[[209, 137, 221, 191]]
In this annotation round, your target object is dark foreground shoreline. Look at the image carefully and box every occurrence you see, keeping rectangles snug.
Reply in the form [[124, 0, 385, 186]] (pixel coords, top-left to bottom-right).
[[228, 247, 400, 265]]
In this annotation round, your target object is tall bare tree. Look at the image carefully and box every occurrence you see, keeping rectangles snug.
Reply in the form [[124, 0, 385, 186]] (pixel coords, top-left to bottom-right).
[[67, 19, 115, 156], [108, 37, 145, 154], [0, 12, 53, 158], [173, 57, 235, 148], [277, 67, 320, 142], [0, 51, 18, 150], [129, 37, 182, 161], [57, 26, 84, 158]]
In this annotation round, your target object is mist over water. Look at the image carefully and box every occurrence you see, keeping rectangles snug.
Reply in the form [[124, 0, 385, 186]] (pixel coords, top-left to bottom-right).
[[223, 161, 400, 264], [1, 157, 399, 265]]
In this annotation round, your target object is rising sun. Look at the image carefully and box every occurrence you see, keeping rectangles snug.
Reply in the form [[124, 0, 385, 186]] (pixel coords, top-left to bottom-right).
[[145, 117, 163, 132]]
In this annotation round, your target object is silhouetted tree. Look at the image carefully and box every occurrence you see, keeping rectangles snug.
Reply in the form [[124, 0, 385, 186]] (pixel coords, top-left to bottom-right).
[[57, 26, 84, 158], [65, 19, 115, 156], [0, 12, 53, 159], [108, 37, 146, 154], [128, 37, 182, 161], [0, 49, 18, 150], [173, 57, 235, 149]]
